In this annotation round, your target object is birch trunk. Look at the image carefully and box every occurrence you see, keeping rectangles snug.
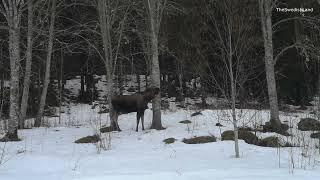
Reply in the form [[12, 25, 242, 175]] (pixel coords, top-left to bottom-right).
[[228, 32, 239, 158], [20, 1, 34, 128], [97, 0, 117, 130], [0, 1, 23, 140], [8, 22, 20, 139], [147, 0, 164, 130], [35, 0, 57, 127], [259, 0, 281, 131]]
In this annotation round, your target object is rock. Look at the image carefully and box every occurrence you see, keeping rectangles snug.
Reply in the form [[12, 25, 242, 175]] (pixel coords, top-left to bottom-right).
[[221, 130, 259, 145], [298, 118, 320, 131], [182, 136, 216, 144], [191, 111, 202, 117], [100, 126, 113, 133], [238, 126, 253, 131], [215, 123, 223, 127], [310, 132, 320, 139], [258, 136, 281, 147], [163, 138, 176, 144], [75, 135, 100, 144], [0, 129, 21, 142], [262, 122, 290, 136], [179, 120, 192, 124]]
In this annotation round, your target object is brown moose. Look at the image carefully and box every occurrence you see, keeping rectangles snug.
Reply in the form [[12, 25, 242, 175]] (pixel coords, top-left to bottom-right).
[[110, 87, 160, 132]]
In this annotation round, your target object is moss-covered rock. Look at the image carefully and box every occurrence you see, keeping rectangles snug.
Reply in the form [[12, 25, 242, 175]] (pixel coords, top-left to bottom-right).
[[0, 129, 21, 142], [191, 111, 202, 117], [221, 130, 259, 145], [298, 118, 320, 131], [182, 136, 216, 144], [310, 132, 320, 139], [100, 126, 113, 133], [163, 138, 176, 144], [262, 122, 290, 136], [258, 136, 281, 147], [238, 126, 253, 131], [179, 120, 192, 124], [75, 135, 100, 144]]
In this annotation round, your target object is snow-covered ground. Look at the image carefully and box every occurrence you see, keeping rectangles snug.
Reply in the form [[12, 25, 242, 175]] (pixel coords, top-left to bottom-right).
[[0, 103, 320, 180], [1, 75, 320, 179]]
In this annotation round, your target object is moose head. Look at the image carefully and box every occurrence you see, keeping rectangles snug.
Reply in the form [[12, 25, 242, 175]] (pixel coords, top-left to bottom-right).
[[143, 87, 160, 101]]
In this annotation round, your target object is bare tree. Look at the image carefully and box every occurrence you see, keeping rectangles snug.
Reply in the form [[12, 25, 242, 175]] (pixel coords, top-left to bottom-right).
[[146, 0, 166, 130], [196, 0, 260, 158], [35, 0, 57, 127], [0, 0, 25, 141], [97, 0, 116, 129], [95, 0, 130, 130]]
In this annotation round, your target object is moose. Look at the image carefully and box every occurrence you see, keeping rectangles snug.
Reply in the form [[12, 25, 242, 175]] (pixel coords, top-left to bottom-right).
[[110, 87, 160, 132]]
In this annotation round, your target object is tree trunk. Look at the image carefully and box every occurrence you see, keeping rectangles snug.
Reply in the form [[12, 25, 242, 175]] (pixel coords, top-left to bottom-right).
[[259, 0, 281, 131], [317, 63, 320, 120], [58, 50, 64, 124], [145, 74, 148, 88], [1, 1, 22, 141], [80, 74, 85, 96], [150, 34, 163, 129], [97, 0, 117, 130], [35, 0, 57, 127], [20, 1, 34, 128], [228, 32, 239, 158], [137, 73, 141, 93], [147, 0, 164, 130], [0, 46, 3, 100]]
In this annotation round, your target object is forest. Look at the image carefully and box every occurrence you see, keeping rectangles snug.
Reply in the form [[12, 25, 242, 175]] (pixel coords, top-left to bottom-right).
[[0, 0, 320, 179]]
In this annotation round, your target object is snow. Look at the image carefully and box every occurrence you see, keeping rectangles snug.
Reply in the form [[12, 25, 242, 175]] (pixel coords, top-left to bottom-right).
[[1, 105, 320, 180], [1, 75, 320, 179]]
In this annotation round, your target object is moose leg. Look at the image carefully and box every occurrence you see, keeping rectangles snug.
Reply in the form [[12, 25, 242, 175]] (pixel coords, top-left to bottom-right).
[[111, 111, 121, 131], [141, 112, 145, 130], [136, 112, 141, 132], [114, 112, 121, 131]]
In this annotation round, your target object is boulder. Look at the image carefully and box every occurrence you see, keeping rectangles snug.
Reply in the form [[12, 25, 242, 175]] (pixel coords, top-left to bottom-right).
[[258, 136, 280, 147], [163, 138, 176, 144], [191, 111, 202, 117], [310, 132, 320, 139], [182, 136, 216, 144], [221, 130, 259, 145], [298, 118, 320, 131], [179, 120, 192, 124], [75, 135, 100, 144], [262, 122, 290, 136]]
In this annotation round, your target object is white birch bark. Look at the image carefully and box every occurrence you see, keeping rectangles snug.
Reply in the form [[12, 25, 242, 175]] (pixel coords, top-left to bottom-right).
[[0, 0, 24, 139]]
